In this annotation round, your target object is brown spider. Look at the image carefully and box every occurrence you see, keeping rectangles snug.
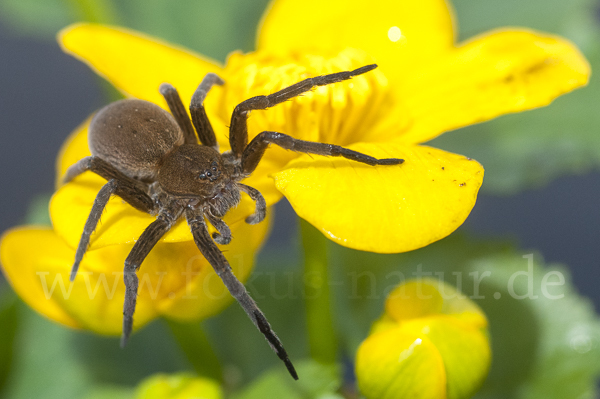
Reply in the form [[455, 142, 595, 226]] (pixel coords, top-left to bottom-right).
[[64, 64, 404, 380]]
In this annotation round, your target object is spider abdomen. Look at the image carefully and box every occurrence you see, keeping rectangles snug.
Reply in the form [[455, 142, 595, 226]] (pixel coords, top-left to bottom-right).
[[89, 99, 184, 181]]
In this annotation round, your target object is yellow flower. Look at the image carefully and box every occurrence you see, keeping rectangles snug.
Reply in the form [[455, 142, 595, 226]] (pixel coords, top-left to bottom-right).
[[356, 279, 491, 399], [0, 221, 269, 334], [0, 0, 589, 334], [135, 373, 222, 399], [51, 0, 588, 254]]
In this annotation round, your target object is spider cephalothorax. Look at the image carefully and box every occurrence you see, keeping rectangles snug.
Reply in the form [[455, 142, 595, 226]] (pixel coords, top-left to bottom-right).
[[65, 65, 404, 380]]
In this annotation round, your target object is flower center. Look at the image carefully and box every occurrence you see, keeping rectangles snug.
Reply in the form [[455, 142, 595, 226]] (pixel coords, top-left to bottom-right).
[[216, 48, 404, 165]]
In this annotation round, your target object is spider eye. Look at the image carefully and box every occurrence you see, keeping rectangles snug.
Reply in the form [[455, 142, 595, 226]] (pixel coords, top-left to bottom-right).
[[211, 166, 218, 172], [207, 171, 212, 177], [199, 173, 206, 180]]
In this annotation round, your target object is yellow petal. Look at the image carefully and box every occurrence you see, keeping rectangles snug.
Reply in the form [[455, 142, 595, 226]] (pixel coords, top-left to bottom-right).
[[52, 122, 280, 251], [136, 373, 222, 399], [0, 217, 268, 334], [258, 0, 455, 83], [386, 280, 444, 320], [385, 279, 488, 328], [359, 279, 491, 399], [1, 227, 82, 329], [400, 317, 491, 399], [59, 23, 223, 107], [273, 143, 483, 253], [398, 29, 591, 144], [356, 327, 447, 399]]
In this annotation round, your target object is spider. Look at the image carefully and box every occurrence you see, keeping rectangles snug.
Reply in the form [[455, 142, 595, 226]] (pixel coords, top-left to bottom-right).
[[64, 64, 404, 380]]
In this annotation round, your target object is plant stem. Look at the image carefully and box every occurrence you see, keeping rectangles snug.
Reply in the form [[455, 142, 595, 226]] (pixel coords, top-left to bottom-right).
[[300, 218, 338, 364], [165, 319, 223, 382]]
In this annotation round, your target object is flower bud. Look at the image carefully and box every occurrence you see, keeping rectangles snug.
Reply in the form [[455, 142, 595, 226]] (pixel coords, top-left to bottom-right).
[[135, 373, 222, 399], [356, 278, 490, 399]]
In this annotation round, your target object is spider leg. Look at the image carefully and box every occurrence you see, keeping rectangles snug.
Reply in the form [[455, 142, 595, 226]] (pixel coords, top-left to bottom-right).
[[229, 64, 378, 159], [70, 179, 116, 281], [67, 158, 156, 281], [121, 215, 175, 347], [63, 156, 154, 213], [237, 183, 266, 224], [189, 73, 225, 149], [205, 212, 232, 245], [241, 131, 404, 175], [159, 83, 196, 145], [186, 209, 298, 380]]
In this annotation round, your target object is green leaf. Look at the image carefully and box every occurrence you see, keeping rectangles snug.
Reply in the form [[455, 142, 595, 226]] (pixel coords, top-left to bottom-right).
[[231, 359, 342, 399], [0, 289, 18, 392], [431, 0, 600, 194], [468, 255, 600, 399], [83, 386, 134, 399], [163, 319, 223, 382], [70, 321, 190, 386], [329, 235, 600, 399], [1, 302, 189, 398], [2, 302, 92, 399]]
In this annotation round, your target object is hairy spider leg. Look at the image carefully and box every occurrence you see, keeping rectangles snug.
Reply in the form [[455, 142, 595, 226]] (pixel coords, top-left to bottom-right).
[[228, 64, 379, 159], [189, 73, 224, 149], [122, 212, 178, 347], [69, 179, 116, 281], [63, 157, 155, 281], [63, 157, 155, 211], [204, 211, 232, 245], [185, 208, 299, 380], [160, 73, 224, 149], [242, 131, 403, 175], [159, 84, 196, 145], [237, 183, 266, 224]]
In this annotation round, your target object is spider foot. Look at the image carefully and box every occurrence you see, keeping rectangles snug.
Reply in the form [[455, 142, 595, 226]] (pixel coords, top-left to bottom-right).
[[245, 208, 266, 225], [212, 231, 231, 245]]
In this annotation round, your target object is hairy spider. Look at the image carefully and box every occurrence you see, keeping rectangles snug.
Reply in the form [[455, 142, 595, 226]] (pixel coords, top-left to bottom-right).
[[64, 64, 404, 380]]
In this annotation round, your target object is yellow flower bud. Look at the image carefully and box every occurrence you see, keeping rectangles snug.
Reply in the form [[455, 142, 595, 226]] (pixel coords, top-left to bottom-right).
[[356, 279, 490, 399], [135, 373, 222, 399]]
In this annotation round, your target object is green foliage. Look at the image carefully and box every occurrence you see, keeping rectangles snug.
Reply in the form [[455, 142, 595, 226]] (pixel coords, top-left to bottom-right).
[[469, 255, 600, 399], [0, 289, 17, 391], [203, 250, 309, 384], [330, 234, 600, 399], [2, 302, 92, 399], [198, 233, 600, 397], [231, 360, 342, 399], [164, 319, 223, 382], [83, 386, 134, 399], [0, 302, 190, 398]]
